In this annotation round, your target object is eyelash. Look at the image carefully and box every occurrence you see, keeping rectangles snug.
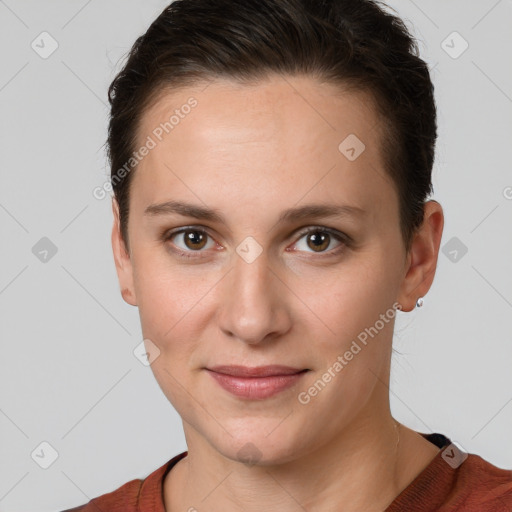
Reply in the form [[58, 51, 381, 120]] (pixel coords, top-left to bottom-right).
[[163, 226, 351, 260]]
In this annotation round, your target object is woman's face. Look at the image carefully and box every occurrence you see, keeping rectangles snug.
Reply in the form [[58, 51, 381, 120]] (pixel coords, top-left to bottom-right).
[[113, 74, 431, 464]]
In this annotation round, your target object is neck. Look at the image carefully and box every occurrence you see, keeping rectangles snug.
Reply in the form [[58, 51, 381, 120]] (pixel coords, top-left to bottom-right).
[[164, 408, 440, 512]]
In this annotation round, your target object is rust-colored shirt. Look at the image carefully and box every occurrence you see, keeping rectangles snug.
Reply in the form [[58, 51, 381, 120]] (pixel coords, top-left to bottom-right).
[[62, 433, 512, 511]]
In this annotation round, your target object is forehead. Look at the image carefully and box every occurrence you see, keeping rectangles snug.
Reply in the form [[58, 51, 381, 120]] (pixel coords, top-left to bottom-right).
[[138, 75, 382, 148], [131, 75, 395, 221]]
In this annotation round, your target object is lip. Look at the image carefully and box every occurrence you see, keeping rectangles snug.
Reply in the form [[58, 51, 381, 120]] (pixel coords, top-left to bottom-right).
[[208, 365, 306, 377], [205, 365, 309, 400]]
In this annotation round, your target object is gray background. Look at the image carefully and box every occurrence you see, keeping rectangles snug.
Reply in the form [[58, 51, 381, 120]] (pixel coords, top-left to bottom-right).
[[1, 1, 511, 511]]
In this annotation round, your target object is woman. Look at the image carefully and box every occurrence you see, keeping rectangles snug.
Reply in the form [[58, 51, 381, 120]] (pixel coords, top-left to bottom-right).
[[64, 0, 512, 510]]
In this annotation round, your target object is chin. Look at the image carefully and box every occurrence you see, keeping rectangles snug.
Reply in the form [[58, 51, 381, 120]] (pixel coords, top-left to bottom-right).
[[213, 429, 304, 467]]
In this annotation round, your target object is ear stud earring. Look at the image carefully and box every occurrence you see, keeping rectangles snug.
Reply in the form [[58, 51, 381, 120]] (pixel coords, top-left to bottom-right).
[[416, 297, 424, 308]]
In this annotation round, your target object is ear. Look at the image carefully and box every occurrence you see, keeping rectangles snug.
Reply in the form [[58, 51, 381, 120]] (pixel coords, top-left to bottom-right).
[[397, 200, 444, 312], [111, 198, 137, 306]]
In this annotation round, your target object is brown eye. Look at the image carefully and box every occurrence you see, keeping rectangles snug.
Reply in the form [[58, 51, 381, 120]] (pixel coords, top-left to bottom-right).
[[182, 229, 208, 250], [166, 228, 215, 256], [292, 227, 347, 255], [306, 231, 330, 252]]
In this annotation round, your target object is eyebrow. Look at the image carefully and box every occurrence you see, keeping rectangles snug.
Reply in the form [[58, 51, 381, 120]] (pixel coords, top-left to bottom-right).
[[144, 200, 366, 224]]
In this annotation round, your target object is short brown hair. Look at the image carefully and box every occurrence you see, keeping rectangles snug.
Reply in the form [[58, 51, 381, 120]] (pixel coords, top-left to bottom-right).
[[107, 0, 436, 253]]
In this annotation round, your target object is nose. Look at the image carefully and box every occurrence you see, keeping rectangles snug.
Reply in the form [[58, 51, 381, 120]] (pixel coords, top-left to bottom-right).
[[217, 247, 292, 345]]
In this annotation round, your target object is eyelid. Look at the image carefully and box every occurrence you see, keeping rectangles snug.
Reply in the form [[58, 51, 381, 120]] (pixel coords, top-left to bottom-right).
[[164, 224, 351, 257], [288, 226, 350, 254], [292, 225, 351, 243], [164, 226, 219, 257]]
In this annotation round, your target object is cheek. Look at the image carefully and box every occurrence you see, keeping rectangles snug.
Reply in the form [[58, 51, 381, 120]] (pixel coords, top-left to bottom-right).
[[300, 254, 398, 376], [293, 331, 389, 443], [134, 262, 208, 414], [139, 276, 201, 368], [307, 258, 389, 328], [132, 253, 209, 355]]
